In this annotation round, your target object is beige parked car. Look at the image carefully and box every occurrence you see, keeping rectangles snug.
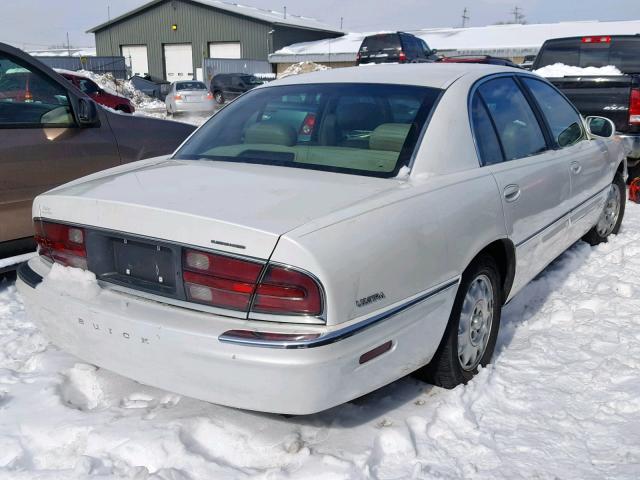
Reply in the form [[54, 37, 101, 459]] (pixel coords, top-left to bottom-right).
[[0, 42, 195, 269]]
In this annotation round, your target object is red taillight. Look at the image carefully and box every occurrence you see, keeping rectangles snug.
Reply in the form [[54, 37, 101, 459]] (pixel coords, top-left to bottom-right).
[[253, 265, 322, 316], [356, 52, 361, 62], [35, 221, 87, 269], [174, 94, 182, 100], [582, 36, 611, 44], [183, 249, 262, 311], [207, 92, 213, 100], [630, 88, 640, 125], [182, 248, 323, 316], [299, 113, 316, 136], [399, 51, 407, 63]]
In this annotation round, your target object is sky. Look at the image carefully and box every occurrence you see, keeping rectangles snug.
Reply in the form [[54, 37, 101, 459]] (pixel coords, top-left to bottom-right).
[[4, 0, 640, 49]]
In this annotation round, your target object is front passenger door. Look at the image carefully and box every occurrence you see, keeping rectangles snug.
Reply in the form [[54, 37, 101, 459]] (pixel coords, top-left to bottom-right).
[[471, 76, 573, 297], [520, 77, 611, 239], [0, 50, 121, 246]]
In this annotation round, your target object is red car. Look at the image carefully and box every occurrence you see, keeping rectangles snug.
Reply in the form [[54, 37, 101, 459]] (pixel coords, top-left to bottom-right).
[[61, 72, 135, 113], [438, 55, 521, 69]]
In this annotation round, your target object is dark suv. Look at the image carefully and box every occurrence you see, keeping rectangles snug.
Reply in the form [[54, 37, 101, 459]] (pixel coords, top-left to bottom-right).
[[210, 73, 263, 104], [356, 32, 438, 66]]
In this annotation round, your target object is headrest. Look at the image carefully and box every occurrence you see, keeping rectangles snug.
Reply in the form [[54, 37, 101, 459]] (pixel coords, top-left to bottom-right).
[[244, 122, 297, 146], [369, 123, 412, 152]]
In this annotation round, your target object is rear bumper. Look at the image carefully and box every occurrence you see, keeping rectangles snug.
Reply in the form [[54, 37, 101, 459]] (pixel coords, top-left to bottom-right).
[[618, 133, 640, 160], [174, 100, 216, 113], [17, 257, 457, 414]]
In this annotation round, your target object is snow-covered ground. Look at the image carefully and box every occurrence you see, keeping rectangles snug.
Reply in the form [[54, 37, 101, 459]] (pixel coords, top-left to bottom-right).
[[2, 201, 640, 478]]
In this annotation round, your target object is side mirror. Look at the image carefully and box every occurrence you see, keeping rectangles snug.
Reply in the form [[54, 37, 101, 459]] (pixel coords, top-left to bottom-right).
[[586, 116, 615, 138], [431, 48, 438, 55], [77, 97, 99, 127]]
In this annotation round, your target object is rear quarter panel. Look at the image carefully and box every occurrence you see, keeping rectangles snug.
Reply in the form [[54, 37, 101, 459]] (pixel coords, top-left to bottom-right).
[[275, 169, 506, 327]]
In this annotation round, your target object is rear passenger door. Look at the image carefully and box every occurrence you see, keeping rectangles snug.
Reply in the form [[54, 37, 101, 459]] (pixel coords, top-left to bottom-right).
[[471, 75, 573, 295], [520, 76, 611, 238]]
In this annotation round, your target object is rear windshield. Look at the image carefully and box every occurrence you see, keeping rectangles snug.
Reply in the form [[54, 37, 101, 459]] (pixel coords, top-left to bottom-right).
[[360, 34, 401, 54], [174, 83, 441, 178], [536, 37, 640, 73], [176, 81, 207, 91]]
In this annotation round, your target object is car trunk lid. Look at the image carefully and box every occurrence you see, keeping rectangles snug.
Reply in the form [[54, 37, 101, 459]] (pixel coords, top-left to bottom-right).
[[34, 159, 398, 259]]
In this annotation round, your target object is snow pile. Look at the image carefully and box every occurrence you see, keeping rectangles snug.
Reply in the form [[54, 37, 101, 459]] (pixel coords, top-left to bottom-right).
[[534, 63, 624, 78], [55, 69, 166, 111], [2, 204, 640, 477], [278, 61, 331, 78], [40, 263, 101, 301], [29, 48, 97, 58]]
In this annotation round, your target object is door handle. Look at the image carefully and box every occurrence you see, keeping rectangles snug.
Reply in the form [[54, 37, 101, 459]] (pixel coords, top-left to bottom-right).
[[570, 161, 582, 175], [503, 184, 521, 202]]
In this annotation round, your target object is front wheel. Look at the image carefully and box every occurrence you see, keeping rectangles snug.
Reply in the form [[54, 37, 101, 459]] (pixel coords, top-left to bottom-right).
[[214, 91, 224, 104], [583, 173, 626, 246], [415, 254, 502, 388]]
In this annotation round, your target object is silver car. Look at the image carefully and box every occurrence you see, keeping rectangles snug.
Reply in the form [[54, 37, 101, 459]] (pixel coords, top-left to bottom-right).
[[165, 80, 216, 115]]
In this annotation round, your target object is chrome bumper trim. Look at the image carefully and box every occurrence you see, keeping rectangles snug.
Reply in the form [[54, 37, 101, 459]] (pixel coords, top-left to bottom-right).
[[218, 277, 460, 349]]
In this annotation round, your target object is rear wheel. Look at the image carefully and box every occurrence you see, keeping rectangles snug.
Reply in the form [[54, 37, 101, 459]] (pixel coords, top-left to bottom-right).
[[416, 254, 502, 388], [583, 173, 626, 246], [214, 91, 224, 104]]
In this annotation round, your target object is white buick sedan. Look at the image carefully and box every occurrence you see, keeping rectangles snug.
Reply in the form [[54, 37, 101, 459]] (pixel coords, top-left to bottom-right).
[[18, 64, 627, 414]]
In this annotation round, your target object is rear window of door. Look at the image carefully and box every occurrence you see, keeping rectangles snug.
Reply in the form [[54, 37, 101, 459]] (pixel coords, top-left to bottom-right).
[[521, 77, 585, 148], [471, 94, 504, 165], [477, 77, 548, 161], [402, 35, 420, 58]]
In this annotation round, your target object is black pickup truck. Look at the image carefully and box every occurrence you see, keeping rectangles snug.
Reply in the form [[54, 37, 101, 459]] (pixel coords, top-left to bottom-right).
[[533, 35, 640, 178]]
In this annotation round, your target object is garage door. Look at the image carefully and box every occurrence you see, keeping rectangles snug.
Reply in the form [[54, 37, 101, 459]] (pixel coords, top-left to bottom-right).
[[164, 43, 193, 82], [209, 42, 242, 59], [121, 45, 149, 78]]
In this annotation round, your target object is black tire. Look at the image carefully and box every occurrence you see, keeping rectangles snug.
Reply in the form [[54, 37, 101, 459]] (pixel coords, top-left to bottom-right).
[[415, 254, 502, 389], [583, 173, 626, 246], [214, 91, 224, 104]]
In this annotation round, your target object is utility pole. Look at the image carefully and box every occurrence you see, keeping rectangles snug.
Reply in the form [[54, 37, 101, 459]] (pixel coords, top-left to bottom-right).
[[108, 5, 115, 57], [283, 6, 287, 19], [461, 7, 470, 28], [66, 32, 71, 56], [340, 17, 344, 30], [511, 6, 525, 24]]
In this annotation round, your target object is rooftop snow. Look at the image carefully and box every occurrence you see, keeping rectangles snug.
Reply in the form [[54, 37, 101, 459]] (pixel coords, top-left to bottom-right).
[[88, 0, 342, 34], [28, 47, 97, 58], [269, 20, 640, 62]]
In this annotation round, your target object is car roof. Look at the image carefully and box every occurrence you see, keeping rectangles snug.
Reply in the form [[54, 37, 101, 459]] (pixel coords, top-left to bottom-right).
[[270, 63, 522, 90]]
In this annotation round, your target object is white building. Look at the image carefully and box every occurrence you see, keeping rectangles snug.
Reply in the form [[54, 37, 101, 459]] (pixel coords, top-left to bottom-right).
[[269, 20, 640, 72]]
